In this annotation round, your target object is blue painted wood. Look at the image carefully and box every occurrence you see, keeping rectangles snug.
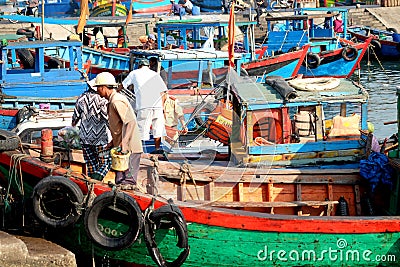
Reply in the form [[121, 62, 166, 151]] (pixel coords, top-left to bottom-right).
[[0, 40, 87, 121], [248, 140, 362, 155]]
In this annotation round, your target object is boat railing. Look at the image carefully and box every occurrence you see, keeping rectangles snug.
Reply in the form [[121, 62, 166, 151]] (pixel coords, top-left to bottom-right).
[[1, 40, 84, 83]]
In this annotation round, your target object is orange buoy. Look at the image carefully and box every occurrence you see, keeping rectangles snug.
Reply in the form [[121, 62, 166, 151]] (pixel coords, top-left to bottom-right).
[[40, 128, 53, 162]]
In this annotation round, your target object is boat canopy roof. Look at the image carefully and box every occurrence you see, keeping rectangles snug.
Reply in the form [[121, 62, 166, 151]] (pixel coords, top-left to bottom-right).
[[156, 19, 258, 29], [231, 76, 368, 110], [130, 49, 242, 60]]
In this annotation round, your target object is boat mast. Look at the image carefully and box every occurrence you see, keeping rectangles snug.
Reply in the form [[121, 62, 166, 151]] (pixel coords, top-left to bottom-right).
[[41, 0, 44, 40]]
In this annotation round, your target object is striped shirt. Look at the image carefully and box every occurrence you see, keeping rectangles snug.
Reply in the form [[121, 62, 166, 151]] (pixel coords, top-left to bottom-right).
[[72, 90, 110, 145]]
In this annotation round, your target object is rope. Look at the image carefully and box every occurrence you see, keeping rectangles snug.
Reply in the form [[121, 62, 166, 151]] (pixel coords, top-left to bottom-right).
[[8, 154, 29, 196], [278, 31, 289, 52], [367, 44, 392, 82], [296, 30, 307, 47], [147, 155, 160, 198], [179, 161, 200, 200]]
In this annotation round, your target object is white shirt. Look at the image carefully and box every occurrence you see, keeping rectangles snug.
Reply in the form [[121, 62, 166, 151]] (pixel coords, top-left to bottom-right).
[[183, 0, 193, 10], [122, 66, 167, 110]]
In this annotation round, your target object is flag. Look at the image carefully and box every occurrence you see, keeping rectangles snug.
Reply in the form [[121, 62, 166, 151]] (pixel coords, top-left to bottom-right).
[[77, 0, 90, 34], [125, 0, 134, 25], [228, 1, 235, 69]]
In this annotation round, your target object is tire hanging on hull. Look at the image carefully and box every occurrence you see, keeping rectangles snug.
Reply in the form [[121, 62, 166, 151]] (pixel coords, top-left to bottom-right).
[[32, 176, 84, 228], [144, 202, 190, 267], [341, 46, 358, 61], [84, 191, 143, 250]]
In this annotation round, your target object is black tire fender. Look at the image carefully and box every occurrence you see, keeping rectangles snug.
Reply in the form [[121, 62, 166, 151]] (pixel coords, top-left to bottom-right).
[[387, 27, 398, 33], [32, 176, 83, 228], [0, 130, 20, 151], [17, 48, 35, 69], [144, 203, 190, 267], [84, 191, 143, 250], [370, 39, 381, 53], [341, 45, 358, 61], [47, 58, 62, 69], [303, 52, 321, 69]]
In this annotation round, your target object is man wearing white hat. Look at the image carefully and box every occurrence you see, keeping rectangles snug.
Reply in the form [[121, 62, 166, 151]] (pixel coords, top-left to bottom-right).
[[72, 78, 111, 181], [95, 72, 143, 188]]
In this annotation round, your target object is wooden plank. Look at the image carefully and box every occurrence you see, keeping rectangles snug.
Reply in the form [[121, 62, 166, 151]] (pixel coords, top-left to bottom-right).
[[327, 184, 333, 201], [238, 182, 244, 201], [268, 183, 274, 202], [177, 185, 183, 201], [204, 181, 215, 201], [210, 200, 339, 208], [296, 184, 302, 216], [248, 140, 362, 155], [354, 184, 361, 216]]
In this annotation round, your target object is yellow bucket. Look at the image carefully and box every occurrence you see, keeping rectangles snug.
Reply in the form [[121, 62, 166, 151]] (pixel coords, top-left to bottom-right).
[[110, 147, 131, 171]]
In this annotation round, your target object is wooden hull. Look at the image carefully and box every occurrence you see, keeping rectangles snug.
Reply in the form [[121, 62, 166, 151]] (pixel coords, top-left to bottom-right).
[[90, 3, 128, 17], [298, 38, 371, 78], [0, 148, 399, 266]]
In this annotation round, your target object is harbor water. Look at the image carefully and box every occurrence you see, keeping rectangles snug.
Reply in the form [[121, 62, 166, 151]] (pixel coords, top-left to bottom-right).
[[355, 59, 400, 140]]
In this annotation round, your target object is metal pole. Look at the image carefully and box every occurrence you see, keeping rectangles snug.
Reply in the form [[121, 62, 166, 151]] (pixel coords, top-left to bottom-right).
[[41, 0, 44, 40]]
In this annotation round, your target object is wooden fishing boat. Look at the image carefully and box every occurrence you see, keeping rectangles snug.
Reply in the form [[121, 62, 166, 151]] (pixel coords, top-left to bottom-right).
[[263, 8, 371, 78], [0, 40, 88, 131], [46, 44, 130, 79], [348, 26, 400, 59], [0, 70, 399, 266], [90, 2, 128, 17], [152, 19, 307, 80]]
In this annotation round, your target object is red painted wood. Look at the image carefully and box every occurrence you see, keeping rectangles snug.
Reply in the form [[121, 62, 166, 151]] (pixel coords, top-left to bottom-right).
[[0, 109, 19, 116]]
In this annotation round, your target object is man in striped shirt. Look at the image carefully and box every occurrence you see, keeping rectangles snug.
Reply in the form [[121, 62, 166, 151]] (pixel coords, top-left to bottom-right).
[[72, 79, 112, 181]]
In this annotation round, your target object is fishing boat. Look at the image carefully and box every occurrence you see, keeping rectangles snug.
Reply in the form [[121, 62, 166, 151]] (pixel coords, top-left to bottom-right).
[[348, 26, 400, 59], [262, 8, 371, 78], [0, 70, 399, 266], [152, 18, 309, 80], [0, 40, 88, 132], [0, 41, 87, 105], [90, 0, 128, 17]]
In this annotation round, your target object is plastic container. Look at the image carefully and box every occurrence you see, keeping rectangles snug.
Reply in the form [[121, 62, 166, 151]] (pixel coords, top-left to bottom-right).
[[192, 6, 200, 15], [39, 103, 51, 110], [110, 147, 131, 171], [393, 33, 400, 42]]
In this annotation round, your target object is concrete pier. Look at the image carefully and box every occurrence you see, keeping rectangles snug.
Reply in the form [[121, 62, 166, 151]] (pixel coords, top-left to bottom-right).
[[0, 231, 77, 267]]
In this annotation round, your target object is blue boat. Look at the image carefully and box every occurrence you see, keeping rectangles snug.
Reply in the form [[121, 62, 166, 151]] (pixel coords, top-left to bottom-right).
[[262, 8, 371, 78], [152, 18, 308, 80], [229, 72, 370, 167], [348, 26, 400, 59], [0, 40, 88, 130]]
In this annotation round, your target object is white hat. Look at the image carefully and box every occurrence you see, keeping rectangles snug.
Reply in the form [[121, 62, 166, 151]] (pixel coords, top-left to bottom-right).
[[87, 78, 97, 91], [94, 72, 118, 87]]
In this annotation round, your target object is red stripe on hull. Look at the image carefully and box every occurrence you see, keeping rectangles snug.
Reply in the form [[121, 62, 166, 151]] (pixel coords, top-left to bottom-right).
[[1, 151, 400, 235]]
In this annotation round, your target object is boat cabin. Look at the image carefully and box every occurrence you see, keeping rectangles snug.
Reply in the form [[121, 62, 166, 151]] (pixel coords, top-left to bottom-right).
[[0, 40, 87, 130], [263, 8, 350, 55], [229, 74, 369, 167], [154, 19, 257, 62], [128, 49, 242, 91]]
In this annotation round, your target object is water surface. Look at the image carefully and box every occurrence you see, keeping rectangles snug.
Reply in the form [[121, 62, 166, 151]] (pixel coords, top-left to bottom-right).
[[355, 59, 400, 140]]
